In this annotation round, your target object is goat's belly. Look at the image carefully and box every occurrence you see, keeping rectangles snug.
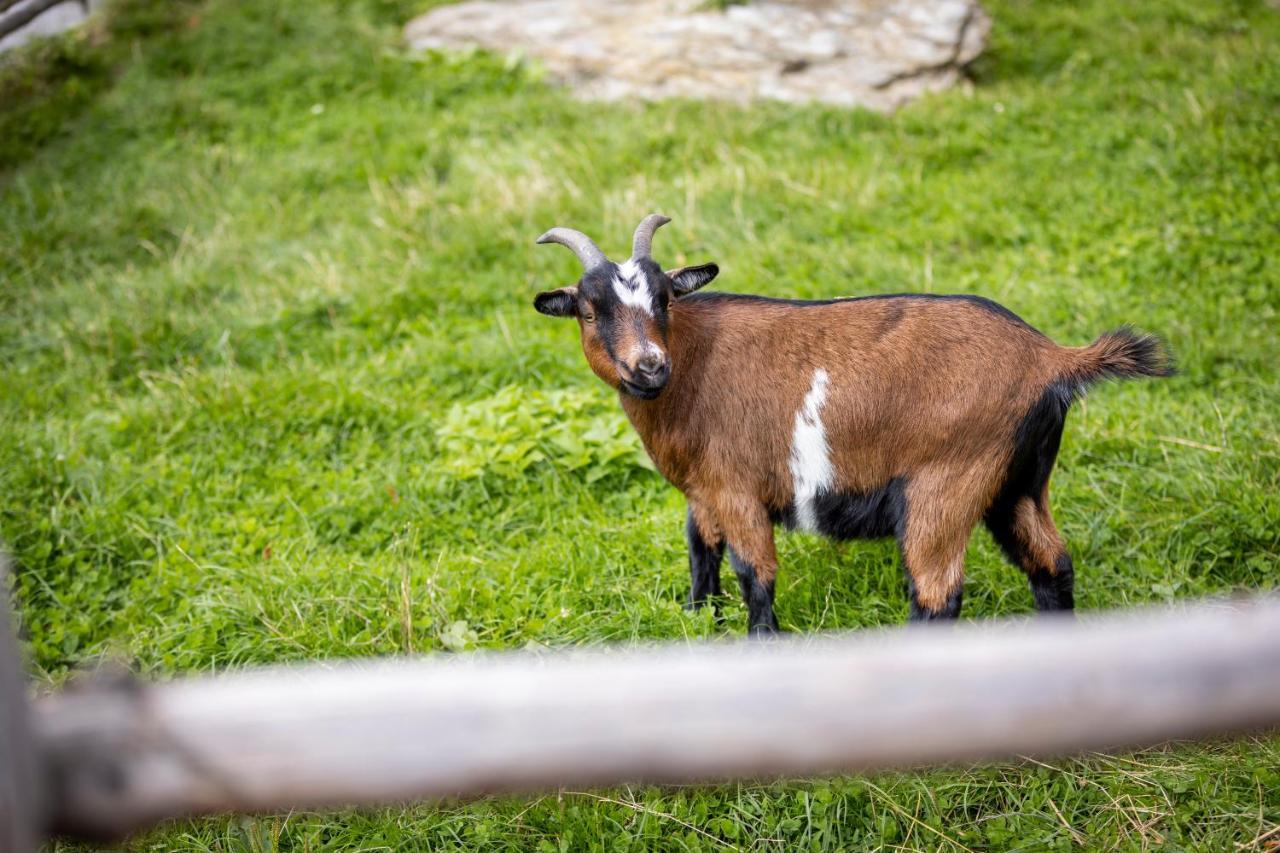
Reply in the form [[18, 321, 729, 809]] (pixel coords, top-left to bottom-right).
[[773, 478, 907, 541]]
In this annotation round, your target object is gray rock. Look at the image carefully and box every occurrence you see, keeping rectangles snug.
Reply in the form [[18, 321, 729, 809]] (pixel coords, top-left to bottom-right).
[[0, 0, 98, 54], [405, 0, 990, 111]]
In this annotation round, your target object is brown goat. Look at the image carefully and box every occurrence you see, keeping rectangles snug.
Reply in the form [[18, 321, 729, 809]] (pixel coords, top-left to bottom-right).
[[534, 215, 1173, 634]]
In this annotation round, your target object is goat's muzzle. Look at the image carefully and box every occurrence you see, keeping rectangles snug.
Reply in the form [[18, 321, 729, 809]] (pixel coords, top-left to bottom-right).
[[620, 352, 670, 399]]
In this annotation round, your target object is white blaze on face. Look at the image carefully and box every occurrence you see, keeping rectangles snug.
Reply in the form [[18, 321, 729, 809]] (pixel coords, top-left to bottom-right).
[[612, 258, 653, 315], [789, 368, 835, 532]]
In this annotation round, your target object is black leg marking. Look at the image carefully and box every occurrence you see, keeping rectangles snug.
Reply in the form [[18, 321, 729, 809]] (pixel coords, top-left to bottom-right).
[[728, 547, 779, 637], [1029, 552, 1075, 612], [907, 577, 963, 622], [986, 383, 1069, 535], [985, 512, 1077, 614], [684, 508, 724, 612]]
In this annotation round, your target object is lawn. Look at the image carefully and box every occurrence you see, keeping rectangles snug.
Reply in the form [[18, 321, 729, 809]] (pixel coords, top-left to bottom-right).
[[1, 0, 1278, 848]]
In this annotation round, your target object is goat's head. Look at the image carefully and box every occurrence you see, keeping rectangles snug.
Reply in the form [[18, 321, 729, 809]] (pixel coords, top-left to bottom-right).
[[533, 214, 718, 399]]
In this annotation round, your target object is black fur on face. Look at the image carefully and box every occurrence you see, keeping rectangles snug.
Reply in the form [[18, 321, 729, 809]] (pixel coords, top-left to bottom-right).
[[533, 259, 720, 399]]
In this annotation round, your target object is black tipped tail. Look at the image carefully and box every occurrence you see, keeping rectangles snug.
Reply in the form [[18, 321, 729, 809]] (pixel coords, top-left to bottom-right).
[[1062, 327, 1176, 392]]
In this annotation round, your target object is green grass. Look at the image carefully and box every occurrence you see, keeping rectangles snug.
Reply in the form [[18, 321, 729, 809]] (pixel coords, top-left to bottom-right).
[[2, 0, 1278, 848]]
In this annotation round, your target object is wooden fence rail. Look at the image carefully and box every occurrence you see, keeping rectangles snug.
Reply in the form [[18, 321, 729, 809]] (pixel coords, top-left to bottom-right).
[[2, 592, 1277, 847]]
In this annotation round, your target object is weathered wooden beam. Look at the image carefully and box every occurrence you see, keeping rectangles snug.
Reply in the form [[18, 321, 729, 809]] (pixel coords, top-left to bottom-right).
[[33, 596, 1280, 842]]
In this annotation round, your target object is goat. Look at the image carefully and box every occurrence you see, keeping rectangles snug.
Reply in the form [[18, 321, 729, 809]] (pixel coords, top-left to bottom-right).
[[533, 214, 1174, 635]]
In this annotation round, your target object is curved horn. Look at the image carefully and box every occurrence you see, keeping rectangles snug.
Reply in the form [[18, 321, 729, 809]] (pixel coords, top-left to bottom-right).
[[630, 213, 671, 260], [536, 227, 608, 272]]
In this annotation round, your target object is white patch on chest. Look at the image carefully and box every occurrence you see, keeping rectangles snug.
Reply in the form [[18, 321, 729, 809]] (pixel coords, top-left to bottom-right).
[[788, 368, 834, 532], [612, 258, 653, 315]]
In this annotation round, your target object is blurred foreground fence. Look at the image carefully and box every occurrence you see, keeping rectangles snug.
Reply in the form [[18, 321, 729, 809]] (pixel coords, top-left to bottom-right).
[[3, 583, 1280, 849]]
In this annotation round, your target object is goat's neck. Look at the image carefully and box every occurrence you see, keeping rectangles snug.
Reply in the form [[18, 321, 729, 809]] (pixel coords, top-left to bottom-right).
[[618, 304, 714, 487]]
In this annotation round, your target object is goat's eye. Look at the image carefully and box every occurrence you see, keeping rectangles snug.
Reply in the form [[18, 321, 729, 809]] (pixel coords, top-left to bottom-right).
[[582, 311, 595, 324]]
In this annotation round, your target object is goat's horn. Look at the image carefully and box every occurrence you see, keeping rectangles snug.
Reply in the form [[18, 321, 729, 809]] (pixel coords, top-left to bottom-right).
[[630, 213, 671, 260], [536, 227, 608, 271]]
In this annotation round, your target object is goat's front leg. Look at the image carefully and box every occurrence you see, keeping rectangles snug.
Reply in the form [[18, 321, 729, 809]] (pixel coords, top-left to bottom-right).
[[684, 503, 724, 612], [713, 497, 780, 637]]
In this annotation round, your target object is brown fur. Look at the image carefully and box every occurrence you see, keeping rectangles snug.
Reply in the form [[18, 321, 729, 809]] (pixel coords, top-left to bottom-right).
[[610, 296, 1113, 613], [536, 218, 1170, 630], [1009, 492, 1068, 577], [579, 307, 668, 389]]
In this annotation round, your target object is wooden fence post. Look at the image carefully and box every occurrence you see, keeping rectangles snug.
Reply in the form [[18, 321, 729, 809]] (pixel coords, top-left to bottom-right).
[[0, 561, 37, 853]]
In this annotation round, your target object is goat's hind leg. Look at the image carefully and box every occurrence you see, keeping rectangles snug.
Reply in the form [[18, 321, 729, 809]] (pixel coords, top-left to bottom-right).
[[987, 384, 1074, 612], [986, 491, 1075, 612]]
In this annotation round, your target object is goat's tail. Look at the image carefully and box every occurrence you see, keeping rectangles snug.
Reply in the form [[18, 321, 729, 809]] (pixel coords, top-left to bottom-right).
[[1058, 326, 1176, 396]]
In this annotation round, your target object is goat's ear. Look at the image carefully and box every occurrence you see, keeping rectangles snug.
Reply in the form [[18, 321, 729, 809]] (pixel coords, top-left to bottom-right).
[[667, 263, 719, 296], [534, 286, 579, 318]]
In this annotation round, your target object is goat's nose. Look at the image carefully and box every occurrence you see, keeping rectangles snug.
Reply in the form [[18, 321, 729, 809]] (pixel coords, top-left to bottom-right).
[[636, 351, 665, 376]]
